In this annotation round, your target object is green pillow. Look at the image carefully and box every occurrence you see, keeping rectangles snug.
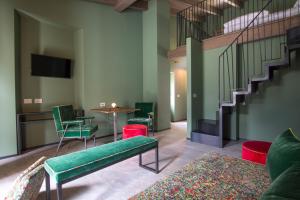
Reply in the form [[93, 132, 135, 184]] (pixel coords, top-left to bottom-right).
[[266, 129, 300, 181], [261, 163, 300, 200]]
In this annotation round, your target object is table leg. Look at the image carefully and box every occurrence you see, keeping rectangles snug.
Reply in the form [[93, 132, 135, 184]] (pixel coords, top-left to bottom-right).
[[113, 112, 118, 141]]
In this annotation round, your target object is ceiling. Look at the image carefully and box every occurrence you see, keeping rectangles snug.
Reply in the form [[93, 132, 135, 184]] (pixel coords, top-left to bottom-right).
[[83, 0, 243, 14]]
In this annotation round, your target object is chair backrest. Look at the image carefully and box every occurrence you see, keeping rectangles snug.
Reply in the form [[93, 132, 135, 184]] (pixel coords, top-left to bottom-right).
[[52, 106, 64, 132], [134, 102, 154, 118], [60, 105, 75, 121]]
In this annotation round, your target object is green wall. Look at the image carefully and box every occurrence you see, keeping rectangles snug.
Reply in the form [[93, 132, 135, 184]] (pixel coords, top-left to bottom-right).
[[0, 0, 18, 157], [187, 38, 202, 138], [19, 14, 76, 148], [20, 14, 76, 112], [0, 0, 143, 157], [239, 50, 300, 141], [170, 15, 177, 50], [143, 0, 170, 131]]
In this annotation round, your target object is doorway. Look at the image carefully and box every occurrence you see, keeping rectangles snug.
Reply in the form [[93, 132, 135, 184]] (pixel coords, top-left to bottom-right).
[[170, 57, 187, 122]]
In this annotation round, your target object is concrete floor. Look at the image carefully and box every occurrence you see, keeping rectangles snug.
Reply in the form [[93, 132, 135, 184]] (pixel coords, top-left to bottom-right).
[[0, 121, 243, 200]]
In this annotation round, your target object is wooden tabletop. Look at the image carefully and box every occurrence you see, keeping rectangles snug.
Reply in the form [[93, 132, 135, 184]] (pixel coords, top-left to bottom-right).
[[91, 107, 138, 114]]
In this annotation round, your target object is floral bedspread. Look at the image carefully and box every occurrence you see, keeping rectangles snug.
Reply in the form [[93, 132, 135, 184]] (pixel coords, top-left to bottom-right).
[[130, 152, 270, 200]]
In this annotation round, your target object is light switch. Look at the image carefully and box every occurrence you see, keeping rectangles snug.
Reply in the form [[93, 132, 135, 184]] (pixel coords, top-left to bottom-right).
[[34, 98, 43, 104], [176, 94, 181, 98], [99, 102, 106, 108], [24, 99, 32, 104]]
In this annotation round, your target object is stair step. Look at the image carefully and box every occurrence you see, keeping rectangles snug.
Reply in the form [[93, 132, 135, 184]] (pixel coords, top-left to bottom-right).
[[221, 101, 235, 107], [191, 130, 220, 147], [233, 89, 250, 95], [197, 119, 218, 135], [251, 75, 268, 82], [266, 60, 289, 69], [287, 26, 300, 48]]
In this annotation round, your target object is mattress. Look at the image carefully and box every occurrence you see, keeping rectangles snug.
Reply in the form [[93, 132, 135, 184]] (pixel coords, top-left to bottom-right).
[[224, 7, 300, 34]]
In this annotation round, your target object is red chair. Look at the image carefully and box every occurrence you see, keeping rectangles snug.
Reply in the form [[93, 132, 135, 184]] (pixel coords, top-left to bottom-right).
[[242, 141, 272, 165], [123, 124, 148, 139]]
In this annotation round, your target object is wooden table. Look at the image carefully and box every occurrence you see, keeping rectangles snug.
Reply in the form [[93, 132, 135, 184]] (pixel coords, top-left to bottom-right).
[[91, 107, 137, 141]]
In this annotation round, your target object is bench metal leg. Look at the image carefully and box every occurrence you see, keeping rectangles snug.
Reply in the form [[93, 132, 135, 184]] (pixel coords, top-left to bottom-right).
[[84, 137, 87, 149], [139, 153, 142, 166], [93, 135, 96, 146], [139, 145, 159, 174], [45, 172, 51, 200], [155, 145, 159, 173], [57, 183, 63, 200]]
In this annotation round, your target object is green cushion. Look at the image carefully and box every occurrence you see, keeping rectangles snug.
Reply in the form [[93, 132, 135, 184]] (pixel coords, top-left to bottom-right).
[[266, 129, 300, 181], [44, 136, 158, 183], [63, 124, 98, 137], [134, 102, 154, 118], [128, 118, 152, 127], [260, 163, 300, 200]]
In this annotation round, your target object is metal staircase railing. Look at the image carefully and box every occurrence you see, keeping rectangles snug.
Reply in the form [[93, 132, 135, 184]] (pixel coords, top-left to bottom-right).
[[216, 0, 300, 147], [218, 0, 297, 106], [176, 0, 289, 46]]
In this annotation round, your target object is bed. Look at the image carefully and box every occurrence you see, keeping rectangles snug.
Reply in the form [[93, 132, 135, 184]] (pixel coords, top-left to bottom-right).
[[224, 1, 300, 34]]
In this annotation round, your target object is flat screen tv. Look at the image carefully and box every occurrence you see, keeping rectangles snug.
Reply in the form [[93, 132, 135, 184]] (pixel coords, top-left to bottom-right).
[[31, 54, 71, 78]]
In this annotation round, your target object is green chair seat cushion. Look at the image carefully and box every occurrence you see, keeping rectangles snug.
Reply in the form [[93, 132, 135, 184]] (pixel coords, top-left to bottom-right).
[[128, 118, 152, 125], [61, 124, 98, 137], [266, 129, 300, 181], [260, 163, 300, 200], [44, 136, 158, 183]]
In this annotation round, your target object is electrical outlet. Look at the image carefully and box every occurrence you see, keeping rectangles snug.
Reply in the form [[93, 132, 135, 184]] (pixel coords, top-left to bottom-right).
[[34, 98, 43, 104], [99, 102, 106, 108], [24, 99, 32, 104]]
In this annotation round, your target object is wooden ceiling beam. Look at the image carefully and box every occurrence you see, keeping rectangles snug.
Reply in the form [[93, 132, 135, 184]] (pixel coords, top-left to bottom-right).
[[114, 0, 139, 12], [130, 0, 148, 11], [83, 0, 147, 11], [171, 0, 221, 16]]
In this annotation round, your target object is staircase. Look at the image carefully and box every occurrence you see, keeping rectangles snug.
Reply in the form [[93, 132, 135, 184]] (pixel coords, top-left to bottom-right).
[[182, 0, 300, 147]]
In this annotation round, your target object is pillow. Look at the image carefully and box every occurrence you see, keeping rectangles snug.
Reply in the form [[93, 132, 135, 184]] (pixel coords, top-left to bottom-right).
[[224, 11, 269, 28], [266, 129, 300, 181], [12, 156, 46, 185], [4, 157, 46, 200], [260, 162, 300, 199]]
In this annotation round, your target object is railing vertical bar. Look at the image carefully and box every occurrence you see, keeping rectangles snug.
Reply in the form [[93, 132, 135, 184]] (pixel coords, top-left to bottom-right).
[[223, 55, 225, 102], [230, 45, 234, 90], [226, 51, 231, 101]]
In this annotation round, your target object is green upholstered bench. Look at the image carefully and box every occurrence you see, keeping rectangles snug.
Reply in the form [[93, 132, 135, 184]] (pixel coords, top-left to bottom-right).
[[44, 136, 159, 200]]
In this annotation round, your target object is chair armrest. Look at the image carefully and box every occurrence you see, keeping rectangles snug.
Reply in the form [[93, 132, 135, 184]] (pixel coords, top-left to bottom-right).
[[76, 116, 95, 120], [62, 120, 84, 125], [148, 112, 154, 118]]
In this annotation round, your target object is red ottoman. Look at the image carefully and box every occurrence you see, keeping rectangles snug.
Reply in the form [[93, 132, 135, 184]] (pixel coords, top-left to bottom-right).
[[242, 141, 272, 165], [123, 124, 148, 139]]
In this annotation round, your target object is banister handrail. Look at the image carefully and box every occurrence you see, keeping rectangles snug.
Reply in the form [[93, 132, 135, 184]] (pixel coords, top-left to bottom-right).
[[219, 0, 273, 57]]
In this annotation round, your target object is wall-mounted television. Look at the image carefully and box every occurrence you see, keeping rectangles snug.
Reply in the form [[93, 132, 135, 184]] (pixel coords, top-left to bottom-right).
[[31, 54, 71, 78]]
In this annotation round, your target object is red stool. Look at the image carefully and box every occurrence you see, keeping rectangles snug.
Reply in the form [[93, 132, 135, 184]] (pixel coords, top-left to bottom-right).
[[242, 141, 272, 165], [123, 124, 148, 139]]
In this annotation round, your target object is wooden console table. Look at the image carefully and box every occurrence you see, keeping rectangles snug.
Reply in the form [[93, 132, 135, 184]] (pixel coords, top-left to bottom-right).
[[16, 111, 53, 154]]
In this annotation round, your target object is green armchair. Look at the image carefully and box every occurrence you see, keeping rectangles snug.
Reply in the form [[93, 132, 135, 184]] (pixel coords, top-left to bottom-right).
[[52, 105, 98, 152], [128, 102, 155, 135]]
